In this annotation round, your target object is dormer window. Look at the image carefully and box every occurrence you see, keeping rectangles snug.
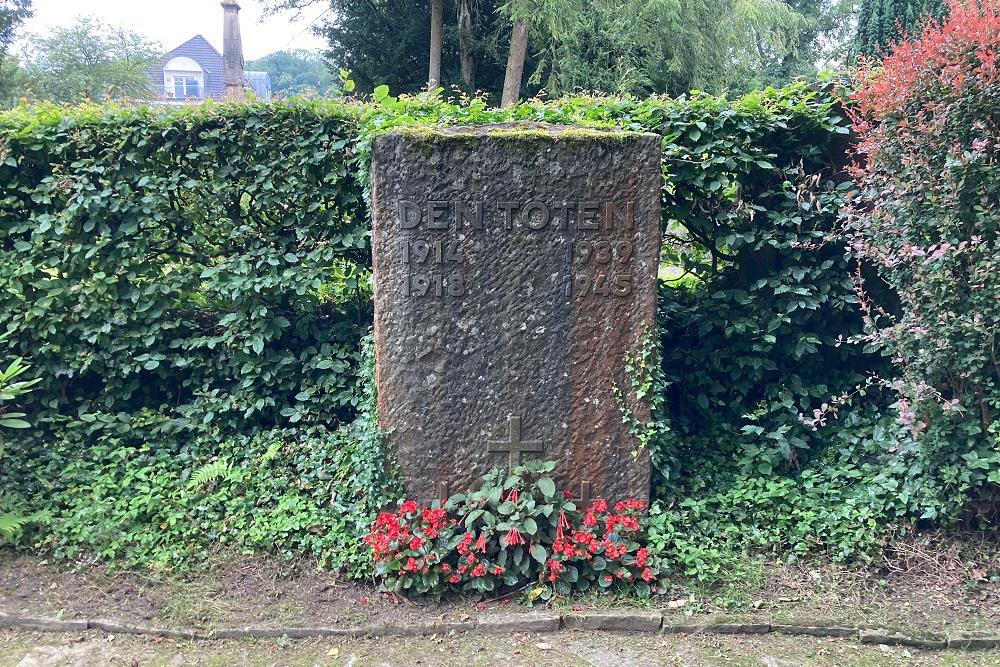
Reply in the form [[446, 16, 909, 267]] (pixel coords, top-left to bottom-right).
[[163, 56, 205, 100]]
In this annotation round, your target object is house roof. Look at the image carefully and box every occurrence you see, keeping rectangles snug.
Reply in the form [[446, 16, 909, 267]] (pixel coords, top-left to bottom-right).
[[149, 35, 226, 100]]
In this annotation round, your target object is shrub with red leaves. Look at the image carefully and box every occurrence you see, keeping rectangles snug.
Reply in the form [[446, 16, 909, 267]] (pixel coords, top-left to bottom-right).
[[847, 0, 1000, 488]]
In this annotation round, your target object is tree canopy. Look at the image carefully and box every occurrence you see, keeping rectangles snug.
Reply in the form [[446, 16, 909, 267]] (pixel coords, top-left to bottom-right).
[[0, 0, 31, 105], [247, 49, 339, 97], [267, 0, 830, 100], [16, 16, 159, 103]]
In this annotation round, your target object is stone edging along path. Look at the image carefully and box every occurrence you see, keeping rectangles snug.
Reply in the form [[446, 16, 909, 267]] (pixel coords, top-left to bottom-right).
[[1, 611, 998, 650]]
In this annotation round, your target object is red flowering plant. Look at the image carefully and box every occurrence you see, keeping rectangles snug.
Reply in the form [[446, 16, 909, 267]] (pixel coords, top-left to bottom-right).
[[363, 499, 460, 598], [542, 498, 666, 598], [443, 460, 576, 595], [364, 461, 669, 600]]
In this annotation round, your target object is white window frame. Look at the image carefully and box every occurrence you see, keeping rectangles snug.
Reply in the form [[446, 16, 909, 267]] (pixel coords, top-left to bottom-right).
[[163, 56, 205, 100]]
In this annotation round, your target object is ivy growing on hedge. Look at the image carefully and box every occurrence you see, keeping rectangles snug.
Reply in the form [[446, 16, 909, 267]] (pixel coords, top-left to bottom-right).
[[0, 83, 989, 576]]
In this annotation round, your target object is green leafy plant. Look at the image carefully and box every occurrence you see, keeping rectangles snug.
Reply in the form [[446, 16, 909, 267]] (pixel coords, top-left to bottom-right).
[[0, 331, 45, 544]]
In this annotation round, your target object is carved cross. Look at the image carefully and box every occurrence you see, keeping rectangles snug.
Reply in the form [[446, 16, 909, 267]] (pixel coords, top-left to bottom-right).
[[573, 481, 593, 508], [488, 415, 543, 471]]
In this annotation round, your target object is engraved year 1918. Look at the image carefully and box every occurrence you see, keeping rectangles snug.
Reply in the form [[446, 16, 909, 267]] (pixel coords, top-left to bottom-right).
[[403, 273, 466, 297]]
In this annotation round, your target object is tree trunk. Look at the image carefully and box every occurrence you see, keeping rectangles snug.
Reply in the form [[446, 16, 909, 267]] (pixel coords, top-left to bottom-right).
[[457, 0, 476, 90], [428, 0, 444, 91], [500, 20, 529, 107]]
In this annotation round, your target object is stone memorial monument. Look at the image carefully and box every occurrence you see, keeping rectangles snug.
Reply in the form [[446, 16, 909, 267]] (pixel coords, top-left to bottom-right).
[[370, 124, 661, 504]]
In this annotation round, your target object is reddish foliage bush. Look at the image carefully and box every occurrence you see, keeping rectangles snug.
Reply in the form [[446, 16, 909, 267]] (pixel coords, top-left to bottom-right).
[[846, 0, 1000, 498], [852, 0, 1000, 123]]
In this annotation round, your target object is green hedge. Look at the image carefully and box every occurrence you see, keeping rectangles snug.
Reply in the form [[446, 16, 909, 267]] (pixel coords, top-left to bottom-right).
[[1, 83, 976, 575]]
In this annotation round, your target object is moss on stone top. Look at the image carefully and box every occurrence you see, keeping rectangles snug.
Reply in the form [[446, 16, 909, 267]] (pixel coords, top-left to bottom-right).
[[394, 122, 653, 146]]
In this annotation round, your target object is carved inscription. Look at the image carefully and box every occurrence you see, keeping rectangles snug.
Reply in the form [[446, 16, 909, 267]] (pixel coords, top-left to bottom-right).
[[396, 199, 638, 300]]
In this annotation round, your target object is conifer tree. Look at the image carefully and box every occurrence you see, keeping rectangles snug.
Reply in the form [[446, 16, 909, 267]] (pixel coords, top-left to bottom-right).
[[854, 0, 946, 56]]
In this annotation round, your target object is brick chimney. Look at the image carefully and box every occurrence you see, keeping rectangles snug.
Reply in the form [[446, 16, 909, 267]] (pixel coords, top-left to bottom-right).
[[221, 0, 245, 101]]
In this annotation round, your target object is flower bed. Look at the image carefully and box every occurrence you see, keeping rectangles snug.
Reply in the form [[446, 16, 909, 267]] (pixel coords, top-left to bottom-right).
[[364, 461, 667, 599]]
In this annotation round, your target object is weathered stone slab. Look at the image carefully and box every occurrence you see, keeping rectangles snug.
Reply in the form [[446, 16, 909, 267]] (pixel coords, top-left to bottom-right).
[[947, 632, 1000, 650], [370, 124, 662, 503], [89, 618, 199, 639], [563, 612, 663, 632], [771, 623, 857, 638], [705, 623, 772, 635], [859, 628, 947, 649], [0, 613, 87, 632], [477, 613, 562, 634]]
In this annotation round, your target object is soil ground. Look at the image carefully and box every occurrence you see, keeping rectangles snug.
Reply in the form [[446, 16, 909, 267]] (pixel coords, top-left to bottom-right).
[[3, 536, 999, 633], [1, 533, 999, 665]]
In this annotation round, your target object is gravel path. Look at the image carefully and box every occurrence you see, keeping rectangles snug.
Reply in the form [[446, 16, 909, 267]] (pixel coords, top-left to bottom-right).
[[3, 629, 1000, 667]]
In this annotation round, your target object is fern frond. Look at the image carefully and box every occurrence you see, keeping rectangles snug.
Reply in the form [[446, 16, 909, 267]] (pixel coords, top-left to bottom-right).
[[188, 459, 233, 489], [0, 511, 29, 542]]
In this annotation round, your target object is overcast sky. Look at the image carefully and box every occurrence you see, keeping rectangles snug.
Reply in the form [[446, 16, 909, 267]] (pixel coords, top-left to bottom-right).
[[18, 0, 328, 60]]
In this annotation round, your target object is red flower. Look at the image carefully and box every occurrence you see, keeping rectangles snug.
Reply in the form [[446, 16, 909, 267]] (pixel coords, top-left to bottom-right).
[[403, 557, 419, 572], [562, 489, 573, 499], [507, 488, 520, 503], [555, 511, 571, 541], [492, 565, 505, 575], [400, 500, 417, 514], [474, 534, 487, 552], [439, 563, 451, 573], [635, 548, 649, 568], [641, 567, 654, 582], [472, 563, 486, 577], [503, 528, 524, 547], [591, 499, 608, 513], [448, 574, 461, 584], [408, 536, 423, 550]]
